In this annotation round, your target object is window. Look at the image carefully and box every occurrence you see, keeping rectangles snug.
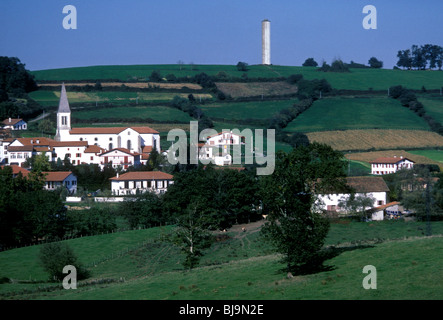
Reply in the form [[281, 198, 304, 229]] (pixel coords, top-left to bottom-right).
[[158, 181, 163, 188], [127, 140, 131, 150], [94, 137, 98, 141], [76, 153, 81, 158]]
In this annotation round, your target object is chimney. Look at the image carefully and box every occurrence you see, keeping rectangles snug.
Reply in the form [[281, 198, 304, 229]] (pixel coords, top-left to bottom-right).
[[9, 118, 11, 123], [116, 173, 119, 178]]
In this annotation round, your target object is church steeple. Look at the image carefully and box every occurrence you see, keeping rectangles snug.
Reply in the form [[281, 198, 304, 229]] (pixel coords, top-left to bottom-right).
[[58, 82, 71, 113], [55, 83, 72, 141]]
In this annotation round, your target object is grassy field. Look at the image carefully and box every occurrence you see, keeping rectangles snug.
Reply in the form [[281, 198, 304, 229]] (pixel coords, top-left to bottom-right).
[[408, 149, 443, 164], [284, 96, 430, 133], [417, 95, 443, 123], [29, 90, 212, 107], [215, 81, 297, 98], [31, 64, 443, 91], [72, 105, 195, 123], [1, 220, 443, 300], [201, 100, 297, 121], [306, 130, 443, 152]]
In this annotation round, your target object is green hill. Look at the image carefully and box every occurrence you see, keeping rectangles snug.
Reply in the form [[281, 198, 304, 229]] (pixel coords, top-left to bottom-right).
[[1, 220, 443, 300], [31, 64, 443, 91]]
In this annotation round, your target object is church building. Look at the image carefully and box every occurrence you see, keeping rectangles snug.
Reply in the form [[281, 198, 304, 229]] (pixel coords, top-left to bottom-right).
[[54, 84, 161, 156]]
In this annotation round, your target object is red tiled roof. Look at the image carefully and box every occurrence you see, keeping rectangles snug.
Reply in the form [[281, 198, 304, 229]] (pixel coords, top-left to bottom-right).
[[370, 157, 415, 164], [1, 165, 30, 177], [7, 145, 34, 152], [70, 127, 127, 135], [131, 127, 159, 134], [99, 148, 137, 156], [84, 145, 105, 153], [110, 171, 173, 181], [42, 171, 74, 182], [51, 141, 88, 147], [14, 137, 54, 146], [142, 146, 153, 153], [2, 118, 25, 126], [70, 126, 158, 135]]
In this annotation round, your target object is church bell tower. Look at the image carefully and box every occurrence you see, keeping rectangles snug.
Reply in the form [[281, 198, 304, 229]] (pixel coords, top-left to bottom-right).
[[55, 83, 71, 141]]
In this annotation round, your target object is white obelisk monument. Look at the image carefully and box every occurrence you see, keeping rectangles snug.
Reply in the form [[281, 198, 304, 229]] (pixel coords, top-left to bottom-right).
[[262, 19, 271, 65]]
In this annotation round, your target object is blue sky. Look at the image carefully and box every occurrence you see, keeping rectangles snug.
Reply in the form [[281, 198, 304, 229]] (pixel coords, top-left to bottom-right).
[[1, 0, 442, 71]]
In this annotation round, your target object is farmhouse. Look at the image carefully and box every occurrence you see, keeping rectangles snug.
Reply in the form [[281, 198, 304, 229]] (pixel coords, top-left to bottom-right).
[[317, 176, 390, 220], [110, 171, 174, 195], [99, 148, 141, 169], [6, 137, 54, 167], [42, 171, 78, 194], [370, 156, 415, 175], [54, 84, 161, 159], [2, 118, 27, 130]]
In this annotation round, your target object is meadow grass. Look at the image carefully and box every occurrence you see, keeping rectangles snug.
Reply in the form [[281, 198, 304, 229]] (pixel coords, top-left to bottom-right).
[[417, 95, 443, 123], [72, 105, 194, 122], [31, 64, 443, 90], [1, 220, 443, 300], [285, 96, 430, 133], [408, 149, 443, 163], [201, 100, 297, 121]]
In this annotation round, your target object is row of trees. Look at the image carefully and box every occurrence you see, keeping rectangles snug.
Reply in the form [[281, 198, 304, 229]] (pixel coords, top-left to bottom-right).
[[396, 44, 443, 70], [389, 85, 443, 135], [303, 57, 383, 70]]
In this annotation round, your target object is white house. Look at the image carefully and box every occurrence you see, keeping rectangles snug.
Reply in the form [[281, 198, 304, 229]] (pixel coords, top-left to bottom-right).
[[110, 171, 174, 195], [2, 118, 27, 130], [52, 140, 88, 165], [82, 144, 106, 165], [6, 137, 54, 166], [99, 148, 141, 169], [370, 156, 415, 175], [206, 131, 243, 147], [42, 171, 78, 195], [316, 176, 390, 220], [54, 84, 161, 157]]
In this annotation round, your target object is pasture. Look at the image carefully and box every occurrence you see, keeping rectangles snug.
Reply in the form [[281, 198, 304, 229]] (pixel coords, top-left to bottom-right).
[[71, 105, 195, 123], [31, 64, 443, 91], [1, 220, 443, 300], [284, 96, 430, 133], [201, 100, 297, 121]]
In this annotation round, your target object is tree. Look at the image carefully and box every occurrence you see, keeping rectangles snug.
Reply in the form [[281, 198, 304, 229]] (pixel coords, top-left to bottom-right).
[[38, 118, 55, 135], [117, 192, 163, 228], [169, 204, 213, 270], [396, 49, 412, 70], [302, 58, 318, 67], [368, 57, 383, 69], [39, 241, 89, 281], [259, 143, 348, 274], [338, 193, 376, 220], [149, 70, 162, 82], [236, 61, 249, 72]]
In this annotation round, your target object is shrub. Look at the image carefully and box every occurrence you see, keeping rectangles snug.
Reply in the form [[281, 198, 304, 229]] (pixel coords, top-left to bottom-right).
[[38, 242, 90, 282]]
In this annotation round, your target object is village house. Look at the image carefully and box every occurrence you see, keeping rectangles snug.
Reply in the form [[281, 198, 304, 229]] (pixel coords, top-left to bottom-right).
[[1, 165, 77, 194], [42, 171, 78, 194], [370, 156, 415, 175], [6, 137, 54, 167], [99, 148, 141, 169], [206, 131, 244, 146], [316, 176, 390, 220], [2, 118, 27, 131], [110, 171, 174, 195]]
